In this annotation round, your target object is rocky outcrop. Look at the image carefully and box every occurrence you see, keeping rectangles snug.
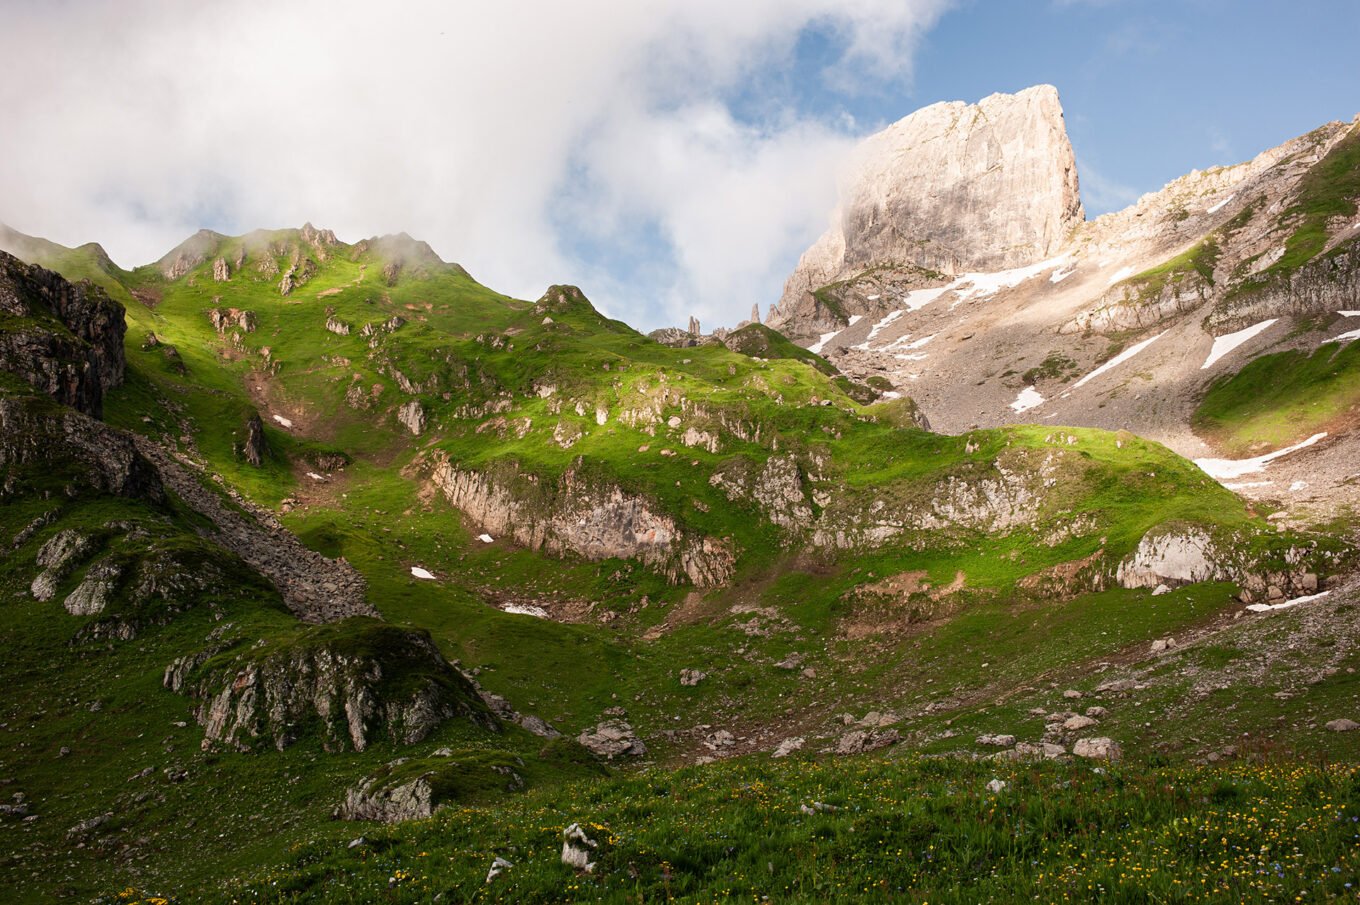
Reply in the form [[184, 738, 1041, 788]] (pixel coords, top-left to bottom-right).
[[212, 257, 230, 282], [338, 772, 437, 822], [398, 400, 426, 436], [156, 229, 225, 279], [208, 307, 256, 334], [243, 413, 267, 467], [0, 250, 126, 418], [325, 315, 351, 336], [577, 719, 646, 758], [0, 394, 164, 500], [424, 456, 735, 587], [167, 620, 496, 753], [770, 85, 1082, 336], [1116, 528, 1222, 589], [336, 753, 530, 822], [1115, 525, 1323, 602], [29, 529, 98, 601]]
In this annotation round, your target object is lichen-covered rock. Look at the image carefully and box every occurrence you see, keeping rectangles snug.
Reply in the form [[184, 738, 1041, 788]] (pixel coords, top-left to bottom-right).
[[30, 529, 98, 600], [338, 773, 437, 822], [170, 620, 496, 752], [63, 558, 123, 615]]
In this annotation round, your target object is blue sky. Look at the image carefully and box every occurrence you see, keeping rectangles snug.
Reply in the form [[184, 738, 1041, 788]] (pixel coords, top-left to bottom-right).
[[1, 1, 1357, 330]]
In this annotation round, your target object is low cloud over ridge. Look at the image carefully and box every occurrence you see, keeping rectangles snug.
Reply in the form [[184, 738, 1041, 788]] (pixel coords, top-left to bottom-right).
[[0, 0, 949, 329]]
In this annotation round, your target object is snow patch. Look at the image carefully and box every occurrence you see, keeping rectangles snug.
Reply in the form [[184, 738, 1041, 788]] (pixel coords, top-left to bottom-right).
[[1246, 591, 1330, 613], [271, 414, 293, 428], [1195, 432, 1327, 480], [502, 603, 550, 619], [410, 567, 436, 580], [903, 286, 951, 311], [1206, 193, 1236, 214], [1201, 319, 1278, 369], [305, 472, 326, 481], [1289, 481, 1308, 492], [807, 330, 840, 355], [949, 255, 1067, 304], [847, 315, 863, 326], [1336, 328, 1360, 343], [1010, 387, 1045, 413], [1072, 331, 1167, 390], [1106, 266, 1134, 286], [1338, 310, 1360, 317], [1223, 481, 1273, 490], [1049, 266, 1075, 283]]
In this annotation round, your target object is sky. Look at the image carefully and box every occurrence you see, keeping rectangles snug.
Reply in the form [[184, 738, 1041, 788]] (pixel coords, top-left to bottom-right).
[[1, 1, 1357, 331]]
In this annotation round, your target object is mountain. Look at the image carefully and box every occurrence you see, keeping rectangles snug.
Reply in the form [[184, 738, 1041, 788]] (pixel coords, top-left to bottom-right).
[[0, 100, 1358, 898], [769, 85, 1084, 339], [770, 87, 1360, 522]]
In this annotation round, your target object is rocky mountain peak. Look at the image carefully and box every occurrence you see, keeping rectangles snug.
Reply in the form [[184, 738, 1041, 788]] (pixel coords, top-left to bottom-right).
[[769, 85, 1083, 336], [156, 228, 228, 279]]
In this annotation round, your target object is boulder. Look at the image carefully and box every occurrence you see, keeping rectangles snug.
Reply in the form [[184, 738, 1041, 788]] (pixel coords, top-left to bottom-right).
[[1072, 737, 1122, 761], [577, 719, 646, 759]]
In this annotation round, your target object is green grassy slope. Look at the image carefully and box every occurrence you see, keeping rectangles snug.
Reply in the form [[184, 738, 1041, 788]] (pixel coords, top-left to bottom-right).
[[1195, 339, 1360, 455], [2, 225, 1357, 902]]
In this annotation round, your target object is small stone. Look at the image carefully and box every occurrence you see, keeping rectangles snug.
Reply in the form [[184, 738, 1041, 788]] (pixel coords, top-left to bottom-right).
[[1063, 715, 1098, 731], [1084, 706, 1108, 719], [976, 734, 1016, 748], [486, 856, 513, 883], [772, 737, 805, 758], [1062, 689, 1083, 700], [1325, 719, 1358, 733], [985, 778, 1008, 794], [679, 668, 707, 687], [561, 823, 597, 873]]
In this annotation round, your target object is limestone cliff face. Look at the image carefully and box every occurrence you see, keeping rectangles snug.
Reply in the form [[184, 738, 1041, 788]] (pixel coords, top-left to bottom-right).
[[0, 250, 126, 417], [423, 454, 736, 587], [769, 85, 1083, 338]]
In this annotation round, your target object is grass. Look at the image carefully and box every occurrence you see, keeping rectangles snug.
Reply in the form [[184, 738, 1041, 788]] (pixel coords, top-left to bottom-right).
[[1121, 237, 1221, 301], [1194, 340, 1360, 455], [196, 756, 1360, 904], [4, 224, 1358, 902]]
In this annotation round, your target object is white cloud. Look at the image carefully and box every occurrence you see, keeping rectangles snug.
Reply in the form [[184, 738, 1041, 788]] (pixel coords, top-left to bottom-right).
[[0, 0, 949, 329]]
